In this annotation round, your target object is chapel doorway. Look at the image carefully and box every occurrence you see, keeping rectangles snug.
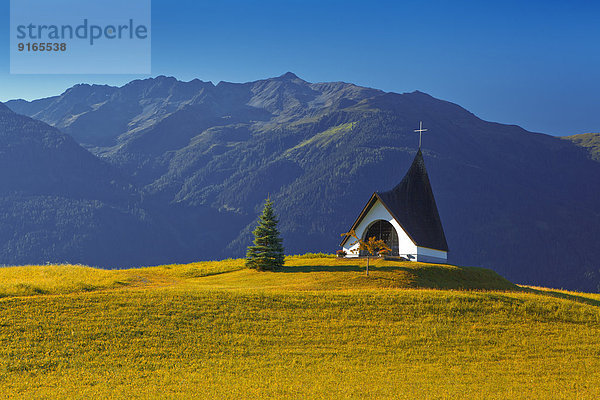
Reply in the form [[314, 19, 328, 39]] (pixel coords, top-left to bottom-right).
[[362, 220, 399, 256]]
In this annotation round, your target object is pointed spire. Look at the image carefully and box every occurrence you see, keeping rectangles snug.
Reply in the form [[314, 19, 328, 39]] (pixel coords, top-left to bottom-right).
[[376, 150, 448, 251]]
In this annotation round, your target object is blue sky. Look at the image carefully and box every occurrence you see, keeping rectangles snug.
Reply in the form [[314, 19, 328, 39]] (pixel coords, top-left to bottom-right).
[[1, 0, 599, 136]]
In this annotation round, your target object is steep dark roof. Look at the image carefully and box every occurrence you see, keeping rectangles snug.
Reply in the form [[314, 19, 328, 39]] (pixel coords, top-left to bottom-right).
[[377, 149, 448, 251], [340, 149, 448, 251]]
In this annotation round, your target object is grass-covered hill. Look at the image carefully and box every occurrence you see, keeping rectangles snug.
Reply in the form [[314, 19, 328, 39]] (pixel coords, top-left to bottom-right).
[[1, 256, 599, 399]]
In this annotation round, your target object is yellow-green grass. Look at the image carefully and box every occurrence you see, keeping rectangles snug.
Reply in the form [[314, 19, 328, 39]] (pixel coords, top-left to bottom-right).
[[192, 257, 518, 292], [284, 122, 356, 154], [0, 257, 514, 298], [1, 256, 599, 399], [0, 259, 245, 298]]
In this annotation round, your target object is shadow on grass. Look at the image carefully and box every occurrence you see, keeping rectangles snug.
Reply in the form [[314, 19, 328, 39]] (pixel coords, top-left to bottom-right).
[[521, 287, 600, 307], [280, 265, 406, 273], [280, 264, 517, 291], [280, 265, 599, 303]]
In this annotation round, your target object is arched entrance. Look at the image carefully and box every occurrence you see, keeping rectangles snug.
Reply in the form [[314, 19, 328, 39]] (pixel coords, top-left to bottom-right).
[[362, 220, 399, 256]]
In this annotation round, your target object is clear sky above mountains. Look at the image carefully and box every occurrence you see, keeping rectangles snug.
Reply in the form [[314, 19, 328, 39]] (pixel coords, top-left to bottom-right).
[[1, 0, 598, 136]]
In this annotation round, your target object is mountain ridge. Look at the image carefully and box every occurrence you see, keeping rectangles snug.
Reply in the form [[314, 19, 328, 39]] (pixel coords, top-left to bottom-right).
[[4, 74, 600, 291]]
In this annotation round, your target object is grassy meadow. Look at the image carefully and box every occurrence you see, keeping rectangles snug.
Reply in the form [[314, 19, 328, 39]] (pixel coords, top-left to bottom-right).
[[0, 255, 599, 398]]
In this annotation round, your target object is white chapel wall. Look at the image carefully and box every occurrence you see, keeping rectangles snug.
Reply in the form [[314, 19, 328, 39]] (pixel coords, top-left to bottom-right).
[[343, 199, 417, 257], [416, 246, 447, 263]]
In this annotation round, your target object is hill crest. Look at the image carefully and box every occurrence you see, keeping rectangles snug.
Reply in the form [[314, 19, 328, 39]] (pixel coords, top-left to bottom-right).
[[0, 256, 518, 298]]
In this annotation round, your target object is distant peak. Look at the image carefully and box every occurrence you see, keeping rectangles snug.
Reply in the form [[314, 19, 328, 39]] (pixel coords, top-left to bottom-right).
[[189, 78, 213, 85], [64, 83, 91, 92], [409, 90, 433, 98], [0, 102, 10, 113], [154, 75, 177, 81], [278, 72, 303, 81]]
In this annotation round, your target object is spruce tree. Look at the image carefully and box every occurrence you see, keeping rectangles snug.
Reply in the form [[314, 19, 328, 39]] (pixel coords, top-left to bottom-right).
[[246, 198, 285, 271]]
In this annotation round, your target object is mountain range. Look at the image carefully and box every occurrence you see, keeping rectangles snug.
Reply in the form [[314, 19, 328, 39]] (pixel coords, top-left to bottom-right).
[[4, 73, 600, 291]]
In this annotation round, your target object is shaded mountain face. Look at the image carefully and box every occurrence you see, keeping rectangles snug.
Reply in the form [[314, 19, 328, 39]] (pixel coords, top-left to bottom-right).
[[0, 100, 132, 200], [7, 74, 600, 292], [0, 104, 235, 267]]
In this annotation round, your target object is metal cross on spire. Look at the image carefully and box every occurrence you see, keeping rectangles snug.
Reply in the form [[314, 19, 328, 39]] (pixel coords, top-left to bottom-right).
[[414, 121, 427, 149]]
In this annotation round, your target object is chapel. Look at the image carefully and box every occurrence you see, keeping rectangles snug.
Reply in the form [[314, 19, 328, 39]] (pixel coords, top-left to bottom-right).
[[340, 123, 448, 263]]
